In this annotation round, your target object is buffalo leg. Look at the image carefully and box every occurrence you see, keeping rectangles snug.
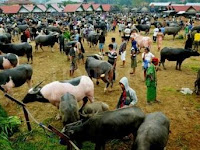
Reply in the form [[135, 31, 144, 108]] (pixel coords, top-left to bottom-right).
[[26, 79, 32, 89], [35, 43, 38, 51], [79, 97, 88, 112], [176, 61, 178, 70], [40, 45, 44, 51], [179, 61, 183, 71]]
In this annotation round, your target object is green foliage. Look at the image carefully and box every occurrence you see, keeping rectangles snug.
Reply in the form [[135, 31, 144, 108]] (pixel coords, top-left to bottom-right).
[[0, 133, 12, 150], [62, 0, 78, 7], [0, 104, 21, 150], [0, 116, 21, 136], [0, 105, 7, 118]]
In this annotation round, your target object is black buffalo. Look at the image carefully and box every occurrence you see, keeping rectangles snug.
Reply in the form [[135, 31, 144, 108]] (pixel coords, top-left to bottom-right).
[[132, 112, 170, 150], [135, 24, 150, 34], [0, 42, 33, 63], [62, 106, 145, 150], [159, 47, 200, 70], [0, 33, 11, 44], [164, 26, 182, 40], [63, 41, 77, 55], [85, 55, 114, 92], [0, 64, 32, 92], [35, 34, 58, 52]]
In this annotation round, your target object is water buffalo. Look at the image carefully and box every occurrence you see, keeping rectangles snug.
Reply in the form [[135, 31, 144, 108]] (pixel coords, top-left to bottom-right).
[[35, 34, 58, 52], [87, 32, 99, 48], [23, 76, 94, 110], [85, 55, 114, 92], [63, 41, 77, 55], [0, 64, 32, 92], [59, 93, 80, 126], [0, 42, 33, 63], [132, 112, 170, 150], [191, 26, 200, 32], [62, 106, 145, 150], [195, 69, 200, 95], [0, 53, 19, 69], [159, 47, 200, 70], [17, 24, 29, 32], [47, 26, 61, 33], [135, 24, 150, 34], [80, 101, 109, 119], [0, 34, 11, 44], [164, 26, 182, 40]]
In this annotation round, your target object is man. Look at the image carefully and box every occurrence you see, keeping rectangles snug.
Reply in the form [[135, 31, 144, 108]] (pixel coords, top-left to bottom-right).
[[146, 60, 160, 105], [64, 28, 71, 42], [116, 77, 138, 108], [106, 44, 117, 81], [98, 32, 105, 55], [194, 30, 200, 51], [119, 37, 127, 67], [111, 37, 117, 50], [69, 43, 77, 77], [59, 31, 65, 54], [124, 26, 131, 41], [153, 27, 159, 42]]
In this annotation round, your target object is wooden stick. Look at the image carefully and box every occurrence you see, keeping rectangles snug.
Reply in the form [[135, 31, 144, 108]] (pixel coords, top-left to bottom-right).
[[48, 125, 80, 150]]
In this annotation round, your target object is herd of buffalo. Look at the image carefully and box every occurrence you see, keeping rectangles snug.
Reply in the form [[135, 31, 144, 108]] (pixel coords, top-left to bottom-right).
[[0, 12, 199, 150]]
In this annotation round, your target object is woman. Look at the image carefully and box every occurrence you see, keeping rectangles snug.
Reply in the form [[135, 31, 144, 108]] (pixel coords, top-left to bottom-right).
[[142, 47, 154, 79], [157, 29, 164, 51], [117, 77, 138, 109], [146, 60, 160, 104]]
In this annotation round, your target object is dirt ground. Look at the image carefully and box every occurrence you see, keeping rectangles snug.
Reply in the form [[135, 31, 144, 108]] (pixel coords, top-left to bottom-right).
[[1, 22, 200, 150]]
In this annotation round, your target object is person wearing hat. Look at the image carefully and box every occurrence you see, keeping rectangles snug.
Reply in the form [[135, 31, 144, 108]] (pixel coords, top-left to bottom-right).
[[146, 59, 160, 105], [142, 47, 154, 79], [116, 77, 138, 108]]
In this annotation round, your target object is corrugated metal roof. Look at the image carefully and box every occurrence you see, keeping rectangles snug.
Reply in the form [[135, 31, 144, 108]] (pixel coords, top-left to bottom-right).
[[64, 4, 82, 13], [102, 4, 111, 12], [0, 5, 21, 14]]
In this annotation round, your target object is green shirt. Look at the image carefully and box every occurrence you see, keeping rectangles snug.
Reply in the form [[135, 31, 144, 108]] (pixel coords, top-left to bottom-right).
[[184, 26, 189, 34], [64, 31, 71, 40]]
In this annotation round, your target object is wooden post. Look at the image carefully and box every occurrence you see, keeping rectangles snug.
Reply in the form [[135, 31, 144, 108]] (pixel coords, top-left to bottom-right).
[[23, 107, 32, 131]]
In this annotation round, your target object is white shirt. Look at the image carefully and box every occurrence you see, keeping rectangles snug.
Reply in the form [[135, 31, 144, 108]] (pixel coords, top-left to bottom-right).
[[142, 52, 155, 66], [153, 28, 159, 36], [124, 28, 131, 37]]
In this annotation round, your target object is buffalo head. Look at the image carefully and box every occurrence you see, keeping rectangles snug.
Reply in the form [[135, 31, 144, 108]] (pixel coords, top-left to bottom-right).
[[191, 50, 200, 57], [22, 81, 48, 103]]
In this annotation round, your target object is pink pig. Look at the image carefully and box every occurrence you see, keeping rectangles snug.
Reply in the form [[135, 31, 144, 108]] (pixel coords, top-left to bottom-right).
[[131, 33, 152, 50]]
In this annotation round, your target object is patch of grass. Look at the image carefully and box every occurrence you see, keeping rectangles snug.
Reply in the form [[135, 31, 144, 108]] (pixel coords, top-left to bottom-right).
[[184, 64, 199, 72], [175, 134, 189, 149], [161, 87, 176, 92], [11, 129, 66, 150], [194, 124, 200, 132]]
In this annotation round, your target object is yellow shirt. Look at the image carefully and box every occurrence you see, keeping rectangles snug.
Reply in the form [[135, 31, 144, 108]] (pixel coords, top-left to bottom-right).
[[194, 33, 200, 42]]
